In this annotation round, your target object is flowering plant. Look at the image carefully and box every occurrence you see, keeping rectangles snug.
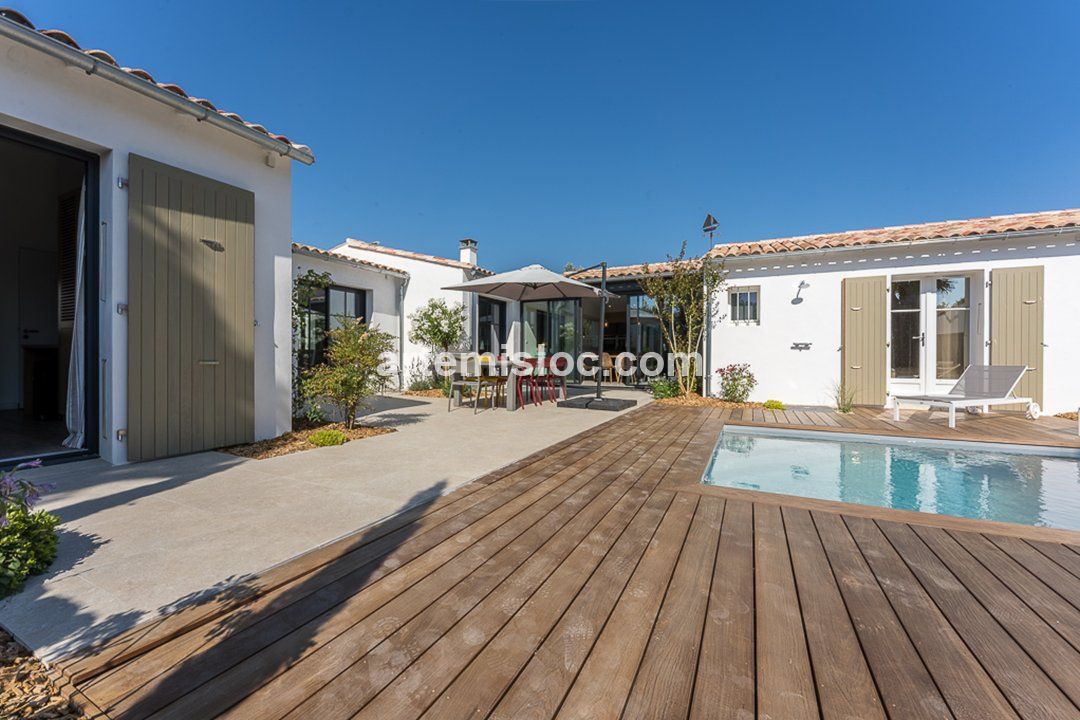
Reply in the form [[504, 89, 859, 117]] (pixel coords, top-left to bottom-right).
[[715, 363, 757, 403], [0, 460, 50, 527], [0, 460, 58, 597]]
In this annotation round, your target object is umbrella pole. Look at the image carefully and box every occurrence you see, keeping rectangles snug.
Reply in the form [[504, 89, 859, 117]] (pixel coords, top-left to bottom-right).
[[596, 263, 606, 400]]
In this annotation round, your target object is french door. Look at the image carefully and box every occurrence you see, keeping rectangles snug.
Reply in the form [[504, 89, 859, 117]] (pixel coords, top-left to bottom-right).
[[889, 276, 971, 394]]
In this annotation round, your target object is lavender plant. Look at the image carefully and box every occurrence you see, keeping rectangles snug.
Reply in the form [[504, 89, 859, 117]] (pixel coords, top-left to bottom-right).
[[0, 460, 50, 526], [0, 460, 59, 597]]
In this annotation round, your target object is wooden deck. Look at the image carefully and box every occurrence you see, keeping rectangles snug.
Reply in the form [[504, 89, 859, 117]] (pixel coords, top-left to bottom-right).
[[52, 404, 1080, 720]]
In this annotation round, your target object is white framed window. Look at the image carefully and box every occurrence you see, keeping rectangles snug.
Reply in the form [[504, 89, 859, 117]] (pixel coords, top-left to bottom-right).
[[728, 287, 760, 324]]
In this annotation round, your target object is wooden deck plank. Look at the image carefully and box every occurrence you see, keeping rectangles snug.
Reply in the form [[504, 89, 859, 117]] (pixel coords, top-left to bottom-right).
[[754, 503, 818, 719], [947, 529, 1080, 651], [51, 403, 1080, 720], [782, 507, 885, 719], [431, 490, 674, 720], [986, 535, 1080, 610], [689, 498, 755, 720], [64, 411, 648, 685], [911, 524, 1080, 706], [878, 519, 1077, 719], [419, 414, 715, 720], [261, 411, 708, 720], [839, 513, 1017, 720], [811, 511, 952, 719], [621, 495, 724, 720], [94, 414, 673, 718], [1028, 539, 1080, 579], [552, 493, 698, 720]]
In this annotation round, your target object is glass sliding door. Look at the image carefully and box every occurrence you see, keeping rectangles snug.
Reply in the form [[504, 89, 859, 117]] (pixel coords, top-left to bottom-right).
[[934, 277, 969, 381], [890, 280, 922, 381], [889, 275, 973, 394], [522, 300, 580, 357]]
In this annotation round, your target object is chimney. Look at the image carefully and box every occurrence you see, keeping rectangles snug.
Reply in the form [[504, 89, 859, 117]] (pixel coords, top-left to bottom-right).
[[459, 238, 478, 266]]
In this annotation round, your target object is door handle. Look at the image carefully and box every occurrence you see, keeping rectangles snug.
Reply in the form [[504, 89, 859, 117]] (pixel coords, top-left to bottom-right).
[[850, 365, 862, 370], [198, 360, 220, 366], [920, 332, 926, 347]]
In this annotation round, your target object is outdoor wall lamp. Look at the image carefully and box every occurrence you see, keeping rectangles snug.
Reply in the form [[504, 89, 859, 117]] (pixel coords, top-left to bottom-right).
[[792, 280, 810, 304]]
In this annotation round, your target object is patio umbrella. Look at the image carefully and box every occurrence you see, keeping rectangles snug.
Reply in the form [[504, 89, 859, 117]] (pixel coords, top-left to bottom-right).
[[444, 263, 635, 411], [442, 264, 601, 301]]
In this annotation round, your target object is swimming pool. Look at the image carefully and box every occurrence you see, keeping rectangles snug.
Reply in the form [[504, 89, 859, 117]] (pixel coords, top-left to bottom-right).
[[702, 427, 1080, 530]]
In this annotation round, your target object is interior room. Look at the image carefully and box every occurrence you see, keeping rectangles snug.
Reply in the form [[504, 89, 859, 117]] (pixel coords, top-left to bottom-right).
[[0, 134, 86, 462]]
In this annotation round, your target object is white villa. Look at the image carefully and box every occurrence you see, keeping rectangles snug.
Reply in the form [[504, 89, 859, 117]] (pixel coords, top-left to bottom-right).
[[3, 6, 1077, 471], [1, 8, 311, 466], [303, 209, 1080, 417]]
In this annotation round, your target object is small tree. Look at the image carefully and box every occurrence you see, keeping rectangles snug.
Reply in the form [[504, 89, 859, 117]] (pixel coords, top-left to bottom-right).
[[638, 243, 726, 396], [291, 269, 332, 419], [409, 298, 468, 379], [301, 319, 395, 429]]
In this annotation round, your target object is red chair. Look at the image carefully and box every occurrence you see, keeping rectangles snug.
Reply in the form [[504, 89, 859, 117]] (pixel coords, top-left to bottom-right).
[[515, 358, 544, 407], [545, 356, 569, 401]]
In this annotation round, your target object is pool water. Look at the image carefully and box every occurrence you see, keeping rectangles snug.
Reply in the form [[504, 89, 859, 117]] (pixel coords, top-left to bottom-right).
[[702, 428, 1080, 530]]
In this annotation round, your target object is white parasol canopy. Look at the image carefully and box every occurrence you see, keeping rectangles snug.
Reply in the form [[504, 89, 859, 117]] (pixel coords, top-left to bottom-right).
[[443, 264, 601, 301]]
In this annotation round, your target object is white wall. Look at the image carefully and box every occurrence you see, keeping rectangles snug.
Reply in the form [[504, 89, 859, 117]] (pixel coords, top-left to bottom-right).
[[1, 36, 297, 463], [332, 243, 474, 385], [291, 253, 405, 386], [710, 233, 1080, 414]]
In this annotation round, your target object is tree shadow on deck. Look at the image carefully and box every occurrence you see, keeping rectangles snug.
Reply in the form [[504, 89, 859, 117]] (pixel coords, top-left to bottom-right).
[[89, 479, 449, 720]]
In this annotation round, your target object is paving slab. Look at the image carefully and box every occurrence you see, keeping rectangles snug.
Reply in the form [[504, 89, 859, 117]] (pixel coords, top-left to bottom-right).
[[0, 388, 649, 661]]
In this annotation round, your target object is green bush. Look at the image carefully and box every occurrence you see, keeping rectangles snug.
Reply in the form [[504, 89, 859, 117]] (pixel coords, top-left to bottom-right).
[[408, 376, 453, 396], [649, 377, 682, 399], [716, 363, 757, 403], [763, 399, 785, 410], [0, 509, 59, 597], [308, 428, 348, 447]]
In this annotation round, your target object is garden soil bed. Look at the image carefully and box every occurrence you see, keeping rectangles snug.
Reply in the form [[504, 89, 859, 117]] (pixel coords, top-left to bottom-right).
[[222, 421, 394, 460], [403, 389, 446, 399], [0, 629, 84, 720], [656, 395, 764, 409]]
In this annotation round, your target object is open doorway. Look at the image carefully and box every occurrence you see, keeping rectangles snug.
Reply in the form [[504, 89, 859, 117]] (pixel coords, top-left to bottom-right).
[[0, 128, 97, 465]]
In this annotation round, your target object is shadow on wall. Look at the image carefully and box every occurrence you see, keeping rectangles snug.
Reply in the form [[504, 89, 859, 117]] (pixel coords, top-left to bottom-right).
[[61, 480, 448, 719]]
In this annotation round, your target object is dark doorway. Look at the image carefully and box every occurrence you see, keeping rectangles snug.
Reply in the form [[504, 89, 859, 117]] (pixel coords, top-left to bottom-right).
[[0, 126, 99, 466], [477, 296, 507, 355]]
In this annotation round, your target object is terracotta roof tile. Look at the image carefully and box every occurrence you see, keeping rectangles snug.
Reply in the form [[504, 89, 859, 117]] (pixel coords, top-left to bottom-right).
[[0, 7, 311, 158], [572, 208, 1080, 281], [344, 239, 494, 275], [291, 243, 408, 277], [707, 208, 1080, 259]]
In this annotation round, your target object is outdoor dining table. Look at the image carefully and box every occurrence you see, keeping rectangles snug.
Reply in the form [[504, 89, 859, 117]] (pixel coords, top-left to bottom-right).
[[449, 355, 565, 411]]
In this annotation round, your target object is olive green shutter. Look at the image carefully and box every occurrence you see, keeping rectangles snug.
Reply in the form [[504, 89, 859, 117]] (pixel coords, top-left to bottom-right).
[[127, 155, 255, 461], [841, 276, 887, 406], [990, 266, 1043, 407]]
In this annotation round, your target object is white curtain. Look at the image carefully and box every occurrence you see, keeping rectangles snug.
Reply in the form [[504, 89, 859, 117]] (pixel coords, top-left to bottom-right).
[[62, 179, 87, 449]]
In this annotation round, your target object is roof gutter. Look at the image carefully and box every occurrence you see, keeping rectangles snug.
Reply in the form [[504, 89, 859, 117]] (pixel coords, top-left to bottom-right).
[[291, 245, 409, 279], [715, 226, 1079, 265], [576, 226, 1080, 283], [0, 16, 315, 165]]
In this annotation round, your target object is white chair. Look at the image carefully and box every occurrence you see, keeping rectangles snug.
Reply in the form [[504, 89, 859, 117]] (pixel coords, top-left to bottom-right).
[[890, 365, 1039, 429]]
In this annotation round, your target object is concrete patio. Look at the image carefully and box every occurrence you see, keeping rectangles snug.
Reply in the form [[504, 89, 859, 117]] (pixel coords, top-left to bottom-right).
[[0, 387, 648, 662]]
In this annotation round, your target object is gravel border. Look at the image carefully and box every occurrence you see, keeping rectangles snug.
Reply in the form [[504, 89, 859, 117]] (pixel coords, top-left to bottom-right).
[[0, 629, 85, 719]]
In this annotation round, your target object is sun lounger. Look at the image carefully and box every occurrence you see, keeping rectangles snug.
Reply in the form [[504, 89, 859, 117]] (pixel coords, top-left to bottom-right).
[[890, 365, 1039, 428]]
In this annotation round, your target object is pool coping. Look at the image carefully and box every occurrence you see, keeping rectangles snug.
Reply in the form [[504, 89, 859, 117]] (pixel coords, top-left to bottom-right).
[[659, 417, 1080, 545]]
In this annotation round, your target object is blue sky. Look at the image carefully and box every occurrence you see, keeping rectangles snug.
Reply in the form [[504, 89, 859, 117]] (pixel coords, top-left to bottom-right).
[[22, 1, 1080, 270]]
